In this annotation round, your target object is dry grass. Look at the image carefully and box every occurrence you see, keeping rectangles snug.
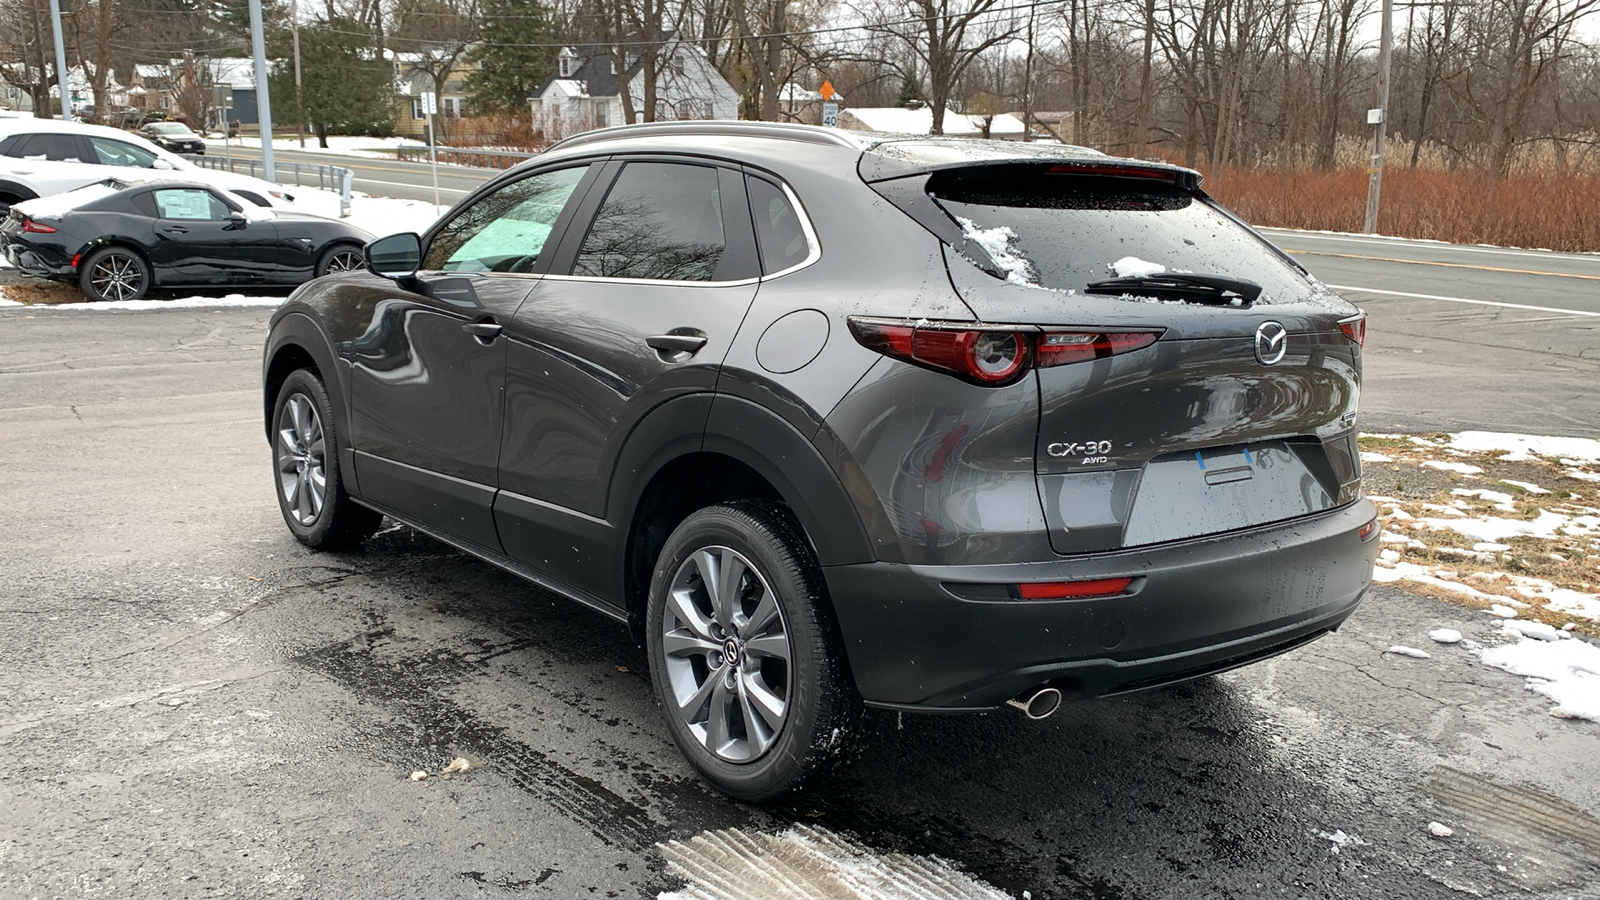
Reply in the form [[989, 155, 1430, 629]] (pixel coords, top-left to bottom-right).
[[1204, 166, 1600, 253], [1360, 434, 1600, 634], [3, 280, 85, 305]]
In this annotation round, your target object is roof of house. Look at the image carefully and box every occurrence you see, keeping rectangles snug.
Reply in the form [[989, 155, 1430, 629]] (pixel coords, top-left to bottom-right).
[[207, 58, 257, 90], [841, 106, 1026, 136], [530, 42, 642, 102]]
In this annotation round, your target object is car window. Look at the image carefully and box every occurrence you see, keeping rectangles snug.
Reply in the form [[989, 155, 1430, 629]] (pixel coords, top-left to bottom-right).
[[424, 166, 589, 273], [747, 176, 810, 274], [10, 133, 82, 162], [89, 138, 159, 168], [152, 188, 230, 220], [574, 162, 726, 282]]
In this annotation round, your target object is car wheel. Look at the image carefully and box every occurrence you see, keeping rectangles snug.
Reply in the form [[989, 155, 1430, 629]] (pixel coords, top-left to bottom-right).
[[646, 500, 862, 802], [316, 244, 365, 277], [271, 369, 382, 549], [78, 247, 149, 303]]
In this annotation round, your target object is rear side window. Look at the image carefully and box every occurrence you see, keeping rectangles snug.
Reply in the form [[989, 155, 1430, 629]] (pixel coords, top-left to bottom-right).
[[89, 138, 158, 168], [574, 162, 725, 282], [929, 166, 1311, 302], [9, 133, 82, 162], [425, 165, 588, 272], [747, 176, 810, 274]]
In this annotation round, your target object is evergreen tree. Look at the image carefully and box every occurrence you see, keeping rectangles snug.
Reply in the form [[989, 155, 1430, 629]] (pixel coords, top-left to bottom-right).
[[270, 17, 394, 146], [895, 72, 920, 107], [464, 0, 555, 116]]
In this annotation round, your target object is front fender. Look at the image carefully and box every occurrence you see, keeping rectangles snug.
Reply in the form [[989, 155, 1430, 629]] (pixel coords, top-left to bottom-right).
[[262, 310, 357, 494]]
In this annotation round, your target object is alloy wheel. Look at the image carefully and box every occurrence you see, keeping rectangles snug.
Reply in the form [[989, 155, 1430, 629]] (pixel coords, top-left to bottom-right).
[[661, 545, 792, 763], [89, 253, 145, 302], [325, 249, 363, 274], [276, 393, 327, 525]]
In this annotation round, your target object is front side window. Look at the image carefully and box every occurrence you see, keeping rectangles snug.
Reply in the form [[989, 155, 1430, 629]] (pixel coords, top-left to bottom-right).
[[424, 165, 589, 273], [90, 138, 159, 168], [152, 188, 230, 220], [747, 176, 810, 274], [573, 162, 725, 282]]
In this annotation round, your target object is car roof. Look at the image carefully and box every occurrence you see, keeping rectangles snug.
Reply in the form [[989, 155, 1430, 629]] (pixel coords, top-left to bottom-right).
[[0, 117, 158, 142], [537, 120, 1193, 185]]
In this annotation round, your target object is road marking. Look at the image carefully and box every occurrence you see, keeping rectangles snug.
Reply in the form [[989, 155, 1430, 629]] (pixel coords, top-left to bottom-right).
[[1284, 249, 1600, 281], [1327, 283, 1600, 318], [659, 824, 1011, 900], [1262, 229, 1600, 265]]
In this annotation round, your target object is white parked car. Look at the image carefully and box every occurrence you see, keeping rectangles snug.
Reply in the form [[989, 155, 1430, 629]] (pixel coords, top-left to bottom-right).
[[0, 118, 292, 215]]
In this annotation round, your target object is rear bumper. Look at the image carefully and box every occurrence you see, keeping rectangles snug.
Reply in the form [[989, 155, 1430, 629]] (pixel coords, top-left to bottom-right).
[[823, 499, 1378, 710], [1, 237, 74, 279]]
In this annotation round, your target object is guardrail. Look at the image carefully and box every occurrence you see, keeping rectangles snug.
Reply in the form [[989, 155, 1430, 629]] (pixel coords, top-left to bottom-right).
[[182, 154, 354, 217], [394, 145, 538, 169]]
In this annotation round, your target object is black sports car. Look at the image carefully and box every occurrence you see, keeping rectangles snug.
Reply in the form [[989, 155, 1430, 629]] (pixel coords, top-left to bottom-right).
[[1, 178, 373, 302], [139, 122, 206, 155]]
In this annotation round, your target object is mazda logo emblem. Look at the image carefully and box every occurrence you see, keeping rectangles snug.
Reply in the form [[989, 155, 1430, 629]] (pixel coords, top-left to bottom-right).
[[1255, 321, 1288, 365]]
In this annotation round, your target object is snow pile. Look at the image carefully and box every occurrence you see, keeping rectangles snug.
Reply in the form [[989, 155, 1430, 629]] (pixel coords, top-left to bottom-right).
[[1449, 431, 1600, 464], [14, 293, 286, 311], [288, 186, 443, 237], [1479, 632, 1600, 721], [1111, 256, 1167, 278], [955, 215, 1035, 286], [206, 134, 432, 160]]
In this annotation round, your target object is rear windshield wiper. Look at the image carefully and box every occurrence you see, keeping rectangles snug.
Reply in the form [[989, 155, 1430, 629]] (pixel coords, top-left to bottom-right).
[[1085, 273, 1262, 305]]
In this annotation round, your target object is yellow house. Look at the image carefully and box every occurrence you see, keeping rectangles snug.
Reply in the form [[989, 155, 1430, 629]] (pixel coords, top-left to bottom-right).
[[389, 49, 480, 140]]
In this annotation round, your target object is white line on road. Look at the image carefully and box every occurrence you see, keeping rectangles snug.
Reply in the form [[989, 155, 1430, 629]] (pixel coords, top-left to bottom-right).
[[1327, 284, 1600, 318], [1264, 229, 1600, 265]]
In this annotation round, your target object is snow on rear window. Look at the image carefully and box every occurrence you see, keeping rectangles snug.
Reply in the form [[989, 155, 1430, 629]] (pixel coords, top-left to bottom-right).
[[955, 215, 1035, 286]]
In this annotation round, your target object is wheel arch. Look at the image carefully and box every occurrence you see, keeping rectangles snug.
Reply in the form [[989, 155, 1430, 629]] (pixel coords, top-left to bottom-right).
[[262, 313, 350, 468], [610, 394, 875, 635], [0, 180, 38, 205]]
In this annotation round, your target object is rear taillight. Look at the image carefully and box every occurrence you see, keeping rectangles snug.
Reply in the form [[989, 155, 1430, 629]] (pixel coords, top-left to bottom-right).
[[21, 218, 56, 233], [849, 318, 1161, 386], [1339, 312, 1366, 347]]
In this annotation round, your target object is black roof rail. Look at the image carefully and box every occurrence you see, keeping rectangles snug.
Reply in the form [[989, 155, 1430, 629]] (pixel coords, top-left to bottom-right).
[[544, 120, 862, 153]]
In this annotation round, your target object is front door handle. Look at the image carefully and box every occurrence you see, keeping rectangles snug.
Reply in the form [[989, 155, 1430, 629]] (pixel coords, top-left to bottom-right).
[[160, 225, 188, 234], [646, 333, 707, 355], [462, 321, 502, 344]]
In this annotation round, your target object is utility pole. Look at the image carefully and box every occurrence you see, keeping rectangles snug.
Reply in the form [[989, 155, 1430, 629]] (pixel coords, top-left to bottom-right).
[[248, 0, 276, 182], [292, 0, 305, 147], [49, 0, 70, 119], [1363, 0, 1394, 234]]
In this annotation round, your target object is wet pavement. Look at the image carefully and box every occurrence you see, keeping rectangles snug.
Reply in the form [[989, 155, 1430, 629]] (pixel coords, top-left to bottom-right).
[[2, 305, 1598, 899]]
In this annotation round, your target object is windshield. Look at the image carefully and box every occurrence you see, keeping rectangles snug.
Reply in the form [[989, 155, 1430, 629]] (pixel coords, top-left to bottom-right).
[[148, 123, 192, 135], [930, 167, 1313, 303]]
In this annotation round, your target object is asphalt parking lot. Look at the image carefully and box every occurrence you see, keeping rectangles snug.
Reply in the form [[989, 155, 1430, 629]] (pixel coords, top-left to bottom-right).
[[2, 304, 1598, 899]]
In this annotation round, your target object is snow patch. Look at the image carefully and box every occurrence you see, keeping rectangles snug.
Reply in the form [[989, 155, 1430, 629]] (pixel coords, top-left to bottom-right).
[[1429, 628, 1463, 644], [1449, 431, 1600, 464], [1111, 256, 1167, 278], [658, 824, 1012, 900], [1428, 822, 1455, 838], [1422, 460, 1485, 476], [1478, 634, 1600, 722], [1501, 479, 1552, 495], [11, 293, 286, 311], [955, 216, 1036, 286], [1316, 829, 1365, 854], [1386, 645, 1432, 659]]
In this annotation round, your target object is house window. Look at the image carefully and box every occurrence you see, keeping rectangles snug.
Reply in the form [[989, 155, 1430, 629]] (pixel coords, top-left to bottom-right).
[[558, 49, 577, 78], [411, 97, 424, 120], [593, 100, 609, 127]]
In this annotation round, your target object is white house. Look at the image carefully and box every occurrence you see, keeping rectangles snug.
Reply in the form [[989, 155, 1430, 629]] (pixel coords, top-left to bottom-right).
[[528, 38, 738, 139], [839, 106, 1029, 140]]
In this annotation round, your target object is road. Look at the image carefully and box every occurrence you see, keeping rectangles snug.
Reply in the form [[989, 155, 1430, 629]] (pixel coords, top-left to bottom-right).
[[3, 303, 1600, 899], [220, 145, 1600, 437]]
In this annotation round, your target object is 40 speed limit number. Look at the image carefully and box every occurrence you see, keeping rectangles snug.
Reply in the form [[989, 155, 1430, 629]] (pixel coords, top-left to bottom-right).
[[1046, 439, 1113, 463]]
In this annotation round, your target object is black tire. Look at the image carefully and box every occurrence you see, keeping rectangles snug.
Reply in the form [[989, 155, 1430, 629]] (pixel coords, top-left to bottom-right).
[[646, 500, 862, 802], [270, 368, 382, 549], [315, 243, 365, 278], [78, 246, 150, 303]]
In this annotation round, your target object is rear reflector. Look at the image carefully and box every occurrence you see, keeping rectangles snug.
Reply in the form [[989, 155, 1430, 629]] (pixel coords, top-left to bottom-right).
[[1037, 331, 1160, 367], [1339, 312, 1366, 347], [1358, 518, 1379, 541], [1017, 577, 1134, 600]]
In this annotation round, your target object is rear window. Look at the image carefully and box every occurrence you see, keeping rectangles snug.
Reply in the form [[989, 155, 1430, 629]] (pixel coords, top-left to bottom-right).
[[929, 166, 1312, 302]]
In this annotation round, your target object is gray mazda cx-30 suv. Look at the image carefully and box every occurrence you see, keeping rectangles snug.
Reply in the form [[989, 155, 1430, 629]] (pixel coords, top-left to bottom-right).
[[263, 121, 1379, 800]]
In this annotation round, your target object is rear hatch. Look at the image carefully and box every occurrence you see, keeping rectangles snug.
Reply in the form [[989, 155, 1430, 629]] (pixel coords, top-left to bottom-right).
[[872, 156, 1364, 554]]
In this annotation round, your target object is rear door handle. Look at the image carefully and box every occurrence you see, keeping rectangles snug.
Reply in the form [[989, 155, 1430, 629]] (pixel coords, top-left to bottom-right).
[[646, 333, 707, 354], [462, 321, 503, 343]]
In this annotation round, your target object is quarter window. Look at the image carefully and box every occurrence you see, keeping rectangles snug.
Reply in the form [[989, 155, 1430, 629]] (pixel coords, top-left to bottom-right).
[[424, 165, 589, 273], [9, 133, 82, 162], [152, 188, 230, 220], [747, 176, 810, 274], [574, 162, 726, 282]]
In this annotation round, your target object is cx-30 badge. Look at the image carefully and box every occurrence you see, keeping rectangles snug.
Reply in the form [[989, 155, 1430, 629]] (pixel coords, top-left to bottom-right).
[[1255, 321, 1288, 365]]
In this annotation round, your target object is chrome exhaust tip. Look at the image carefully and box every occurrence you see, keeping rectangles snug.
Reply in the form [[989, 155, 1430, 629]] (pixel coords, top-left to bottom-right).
[[1005, 687, 1063, 720]]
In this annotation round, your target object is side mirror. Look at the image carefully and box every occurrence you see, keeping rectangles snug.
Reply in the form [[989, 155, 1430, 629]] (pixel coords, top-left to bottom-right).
[[366, 232, 421, 280], [151, 158, 173, 170], [228, 211, 246, 229]]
